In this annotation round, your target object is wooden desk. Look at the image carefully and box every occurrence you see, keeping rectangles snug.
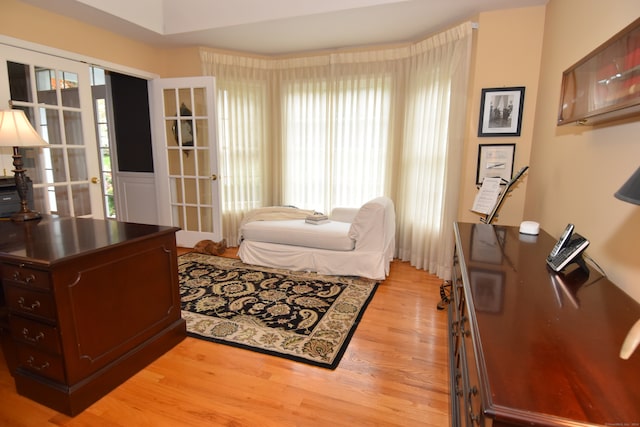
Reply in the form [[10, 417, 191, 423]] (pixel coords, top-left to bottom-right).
[[0, 216, 185, 415], [449, 222, 640, 426]]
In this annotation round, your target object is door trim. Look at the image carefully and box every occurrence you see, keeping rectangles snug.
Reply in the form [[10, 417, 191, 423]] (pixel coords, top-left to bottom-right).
[[0, 35, 159, 80]]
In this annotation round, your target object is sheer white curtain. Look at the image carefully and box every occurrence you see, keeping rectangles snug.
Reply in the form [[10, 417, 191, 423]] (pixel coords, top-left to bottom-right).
[[395, 24, 473, 278], [278, 57, 394, 212], [200, 22, 473, 278], [200, 54, 275, 244]]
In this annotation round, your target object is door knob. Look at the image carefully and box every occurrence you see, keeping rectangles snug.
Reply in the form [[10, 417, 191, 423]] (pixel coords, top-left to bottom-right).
[[91, 177, 99, 184], [211, 174, 217, 181]]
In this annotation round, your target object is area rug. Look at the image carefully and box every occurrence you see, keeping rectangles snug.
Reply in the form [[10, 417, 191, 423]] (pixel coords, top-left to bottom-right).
[[178, 253, 379, 369]]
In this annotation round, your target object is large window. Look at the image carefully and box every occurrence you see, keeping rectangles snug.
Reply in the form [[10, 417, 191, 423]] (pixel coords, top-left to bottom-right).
[[204, 21, 472, 276], [217, 80, 269, 213], [282, 75, 391, 210]]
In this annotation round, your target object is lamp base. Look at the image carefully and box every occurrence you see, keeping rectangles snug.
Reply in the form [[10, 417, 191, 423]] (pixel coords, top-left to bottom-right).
[[11, 209, 41, 222], [10, 147, 40, 222]]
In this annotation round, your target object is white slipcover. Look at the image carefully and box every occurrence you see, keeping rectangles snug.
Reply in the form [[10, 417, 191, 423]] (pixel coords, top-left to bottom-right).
[[241, 220, 355, 251], [238, 197, 395, 280]]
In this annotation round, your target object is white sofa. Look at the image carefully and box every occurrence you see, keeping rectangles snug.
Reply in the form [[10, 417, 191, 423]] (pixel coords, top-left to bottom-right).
[[238, 197, 395, 280]]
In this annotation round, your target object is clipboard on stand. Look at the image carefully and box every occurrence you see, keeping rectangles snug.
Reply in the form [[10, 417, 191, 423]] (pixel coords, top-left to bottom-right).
[[472, 166, 529, 224]]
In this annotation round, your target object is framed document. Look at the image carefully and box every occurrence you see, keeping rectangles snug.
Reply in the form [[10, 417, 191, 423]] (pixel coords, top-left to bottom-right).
[[476, 143, 515, 185]]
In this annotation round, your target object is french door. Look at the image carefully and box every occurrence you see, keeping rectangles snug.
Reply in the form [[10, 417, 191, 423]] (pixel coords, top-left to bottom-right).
[[0, 44, 103, 218], [150, 77, 222, 247]]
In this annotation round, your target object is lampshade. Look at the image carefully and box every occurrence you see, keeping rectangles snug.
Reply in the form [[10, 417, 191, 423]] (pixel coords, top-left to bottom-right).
[[615, 167, 640, 205], [0, 109, 48, 148], [0, 109, 47, 221]]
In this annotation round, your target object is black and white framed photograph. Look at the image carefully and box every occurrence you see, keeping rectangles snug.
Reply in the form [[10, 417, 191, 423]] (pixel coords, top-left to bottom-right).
[[478, 86, 525, 137], [469, 268, 505, 313], [476, 143, 515, 185]]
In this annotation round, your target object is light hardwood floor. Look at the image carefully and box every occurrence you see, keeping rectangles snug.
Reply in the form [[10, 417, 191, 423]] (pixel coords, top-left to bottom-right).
[[0, 247, 451, 426]]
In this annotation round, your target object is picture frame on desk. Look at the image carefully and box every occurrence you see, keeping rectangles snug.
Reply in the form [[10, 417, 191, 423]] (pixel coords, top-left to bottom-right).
[[478, 86, 525, 137], [469, 268, 504, 313]]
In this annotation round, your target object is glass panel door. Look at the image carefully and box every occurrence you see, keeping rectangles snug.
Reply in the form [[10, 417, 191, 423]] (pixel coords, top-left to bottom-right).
[[0, 45, 102, 218], [151, 77, 221, 247]]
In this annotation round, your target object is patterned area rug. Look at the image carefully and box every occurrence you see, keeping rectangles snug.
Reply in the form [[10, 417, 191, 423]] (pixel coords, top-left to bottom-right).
[[178, 253, 379, 369]]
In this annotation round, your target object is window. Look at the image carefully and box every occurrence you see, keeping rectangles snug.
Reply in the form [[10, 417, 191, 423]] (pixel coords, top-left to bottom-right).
[[282, 75, 391, 211], [217, 81, 269, 212]]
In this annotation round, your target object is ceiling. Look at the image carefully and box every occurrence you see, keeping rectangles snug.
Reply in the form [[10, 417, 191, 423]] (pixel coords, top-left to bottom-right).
[[21, 0, 548, 56]]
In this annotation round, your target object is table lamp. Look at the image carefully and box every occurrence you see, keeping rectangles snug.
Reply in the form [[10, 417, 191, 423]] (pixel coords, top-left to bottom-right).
[[0, 109, 48, 221], [615, 166, 640, 359]]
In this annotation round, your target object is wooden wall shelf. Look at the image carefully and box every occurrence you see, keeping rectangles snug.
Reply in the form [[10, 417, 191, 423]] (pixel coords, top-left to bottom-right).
[[558, 17, 640, 126]]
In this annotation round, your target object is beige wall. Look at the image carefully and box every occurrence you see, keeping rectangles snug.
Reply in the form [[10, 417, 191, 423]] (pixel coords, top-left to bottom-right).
[[458, 6, 546, 226], [162, 47, 202, 77], [525, 0, 640, 302], [1, 0, 199, 77]]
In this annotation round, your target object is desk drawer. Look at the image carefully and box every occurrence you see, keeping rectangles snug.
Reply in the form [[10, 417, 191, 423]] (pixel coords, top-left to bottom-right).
[[2, 264, 50, 290], [10, 316, 61, 355], [4, 286, 56, 322], [16, 344, 65, 383]]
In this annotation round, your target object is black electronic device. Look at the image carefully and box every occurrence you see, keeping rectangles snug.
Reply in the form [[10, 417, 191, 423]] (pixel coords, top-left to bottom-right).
[[0, 176, 34, 218], [549, 223, 574, 259], [546, 233, 589, 272]]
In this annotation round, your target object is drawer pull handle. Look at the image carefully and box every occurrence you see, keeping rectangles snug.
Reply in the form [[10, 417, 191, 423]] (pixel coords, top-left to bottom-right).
[[455, 373, 463, 396], [21, 328, 45, 343], [469, 409, 481, 424], [17, 297, 41, 311], [26, 356, 50, 371], [11, 271, 36, 284]]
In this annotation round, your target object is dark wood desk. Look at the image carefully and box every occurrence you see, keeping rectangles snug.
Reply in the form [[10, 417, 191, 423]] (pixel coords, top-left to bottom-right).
[[0, 216, 185, 415], [449, 222, 640, 426]]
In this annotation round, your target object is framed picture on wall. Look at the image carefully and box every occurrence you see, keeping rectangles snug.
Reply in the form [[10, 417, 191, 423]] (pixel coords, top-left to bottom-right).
[[476, 143, 515, 185], [478, 86, 525, 137]]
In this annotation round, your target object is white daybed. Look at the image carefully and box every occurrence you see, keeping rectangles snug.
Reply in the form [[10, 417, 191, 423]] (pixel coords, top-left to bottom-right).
[[238, 197, 395, 280]]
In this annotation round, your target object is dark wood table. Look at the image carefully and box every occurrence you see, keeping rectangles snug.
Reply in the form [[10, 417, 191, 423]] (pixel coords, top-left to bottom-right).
[[449, 222, 640, 426], [0, 216, 185, 415]]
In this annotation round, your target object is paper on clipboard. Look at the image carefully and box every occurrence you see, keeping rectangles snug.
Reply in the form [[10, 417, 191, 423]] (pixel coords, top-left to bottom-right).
[[472, 177, 502, 215]]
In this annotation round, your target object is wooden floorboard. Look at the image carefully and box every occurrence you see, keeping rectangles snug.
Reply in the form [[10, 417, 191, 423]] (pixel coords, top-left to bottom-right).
[[0, 247, 451, 426]]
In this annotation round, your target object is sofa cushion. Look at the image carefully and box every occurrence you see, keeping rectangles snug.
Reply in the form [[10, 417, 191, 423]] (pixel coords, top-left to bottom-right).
[[241, 219, 355, 251], [329, 207, 359, 223]]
